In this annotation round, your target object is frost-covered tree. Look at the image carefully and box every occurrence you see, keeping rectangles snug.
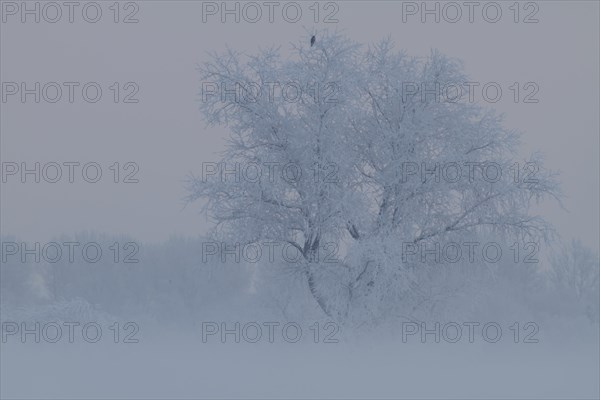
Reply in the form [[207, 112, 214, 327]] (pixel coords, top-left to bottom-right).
[[188, 32, 561, 322], [188, 33, 364, 317], [549, 239, 600, 322], [340, 41, 561, 323]]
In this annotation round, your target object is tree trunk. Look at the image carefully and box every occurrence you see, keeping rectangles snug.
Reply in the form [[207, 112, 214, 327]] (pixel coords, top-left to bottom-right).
[[305, 263, 331, 317]]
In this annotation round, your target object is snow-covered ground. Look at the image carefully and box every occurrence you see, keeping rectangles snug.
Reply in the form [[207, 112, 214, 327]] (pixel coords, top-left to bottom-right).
[[2, 323, 598, 399]]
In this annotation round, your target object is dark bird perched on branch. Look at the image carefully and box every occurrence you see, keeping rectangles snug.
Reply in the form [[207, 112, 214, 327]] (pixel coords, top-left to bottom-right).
[[311, 35, 316, 47]]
